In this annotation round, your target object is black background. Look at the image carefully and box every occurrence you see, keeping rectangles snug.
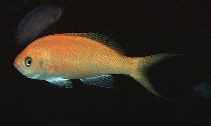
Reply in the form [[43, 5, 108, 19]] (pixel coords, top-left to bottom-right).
[[0, 0, 211, 125]]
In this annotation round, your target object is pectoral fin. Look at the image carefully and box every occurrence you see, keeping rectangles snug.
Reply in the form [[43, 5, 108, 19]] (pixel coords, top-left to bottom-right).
[[80, 75, 114, 88], [46, 77, 73, 88]]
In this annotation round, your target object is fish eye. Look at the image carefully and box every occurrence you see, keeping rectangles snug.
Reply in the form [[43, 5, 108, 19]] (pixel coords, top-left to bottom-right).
[[25, 57, 32, 67]]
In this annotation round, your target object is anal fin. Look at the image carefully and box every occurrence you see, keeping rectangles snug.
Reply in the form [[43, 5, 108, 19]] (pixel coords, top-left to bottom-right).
[[80, 74, 114, 88]]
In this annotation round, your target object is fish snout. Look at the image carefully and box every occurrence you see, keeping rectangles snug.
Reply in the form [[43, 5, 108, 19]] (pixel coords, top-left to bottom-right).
[[13, 60, 20, 68]]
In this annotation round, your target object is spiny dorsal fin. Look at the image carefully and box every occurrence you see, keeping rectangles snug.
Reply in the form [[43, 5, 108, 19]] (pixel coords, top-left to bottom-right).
[[61, 33, 125, 55]]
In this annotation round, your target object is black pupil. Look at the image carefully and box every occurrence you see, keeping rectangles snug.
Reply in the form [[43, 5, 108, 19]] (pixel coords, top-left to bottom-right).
[[27, 59, 31, 64], [25, 57, 32, 66]]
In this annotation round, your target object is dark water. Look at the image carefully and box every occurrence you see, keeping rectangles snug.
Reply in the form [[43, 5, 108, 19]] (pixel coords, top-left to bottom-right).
[[1, 0, 211, 125]]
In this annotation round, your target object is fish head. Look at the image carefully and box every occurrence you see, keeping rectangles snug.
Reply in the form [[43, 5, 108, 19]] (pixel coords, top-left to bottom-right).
[[14, 45, 46, 80]]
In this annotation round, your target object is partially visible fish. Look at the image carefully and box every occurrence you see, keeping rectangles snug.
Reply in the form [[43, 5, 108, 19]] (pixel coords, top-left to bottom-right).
[[16, 4, 63, 44], [14, 33, 177, 98]]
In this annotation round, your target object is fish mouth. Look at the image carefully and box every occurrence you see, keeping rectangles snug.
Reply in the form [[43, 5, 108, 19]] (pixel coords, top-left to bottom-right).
[[13, 61, 17, 67]]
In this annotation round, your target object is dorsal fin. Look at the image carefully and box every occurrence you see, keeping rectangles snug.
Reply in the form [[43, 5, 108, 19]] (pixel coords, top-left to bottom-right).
[[60, 33, 125, 55]]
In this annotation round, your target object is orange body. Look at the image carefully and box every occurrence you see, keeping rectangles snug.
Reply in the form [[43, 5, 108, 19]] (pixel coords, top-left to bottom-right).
[[14, 34, 137, 80]]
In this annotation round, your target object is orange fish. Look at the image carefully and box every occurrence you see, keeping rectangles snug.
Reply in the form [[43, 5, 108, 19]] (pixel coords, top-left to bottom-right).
[[14, 33, 176, 97]]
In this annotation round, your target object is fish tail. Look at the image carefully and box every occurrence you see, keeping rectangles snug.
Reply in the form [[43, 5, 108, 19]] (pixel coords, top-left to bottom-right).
[[129, 53, 181, 98]]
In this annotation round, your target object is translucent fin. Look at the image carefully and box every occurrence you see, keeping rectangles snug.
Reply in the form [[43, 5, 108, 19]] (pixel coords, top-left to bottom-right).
[[46, 77, 73, 88], [193, 82, 211, 97], [61, 33, 124, 55], [131, 53, 182, 97], [134, 73, 162, 97], [80, 74, 114, 88]]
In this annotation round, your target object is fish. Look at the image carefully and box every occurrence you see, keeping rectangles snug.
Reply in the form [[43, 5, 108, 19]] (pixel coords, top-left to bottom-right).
[[16, 4, 63, 44], [14, 33, 177, 98]]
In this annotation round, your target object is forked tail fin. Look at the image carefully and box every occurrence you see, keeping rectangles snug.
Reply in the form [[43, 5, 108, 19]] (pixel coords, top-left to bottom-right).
[[130, 53, 181, 98]]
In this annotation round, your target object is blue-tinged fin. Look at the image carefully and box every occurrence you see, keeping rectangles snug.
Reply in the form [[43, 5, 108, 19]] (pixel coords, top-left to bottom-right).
[[61, 33, 125, 55], [193, 82, 211, 97], [46, 77, 73, 88], [80, 74, 114, 88]]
